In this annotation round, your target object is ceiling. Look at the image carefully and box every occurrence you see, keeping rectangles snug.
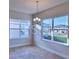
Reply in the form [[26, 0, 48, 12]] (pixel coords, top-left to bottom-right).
[[9, 0, 68, 15]]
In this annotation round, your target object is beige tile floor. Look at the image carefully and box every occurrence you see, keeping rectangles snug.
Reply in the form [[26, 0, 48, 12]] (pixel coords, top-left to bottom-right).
[[9, 46, 65, 59]]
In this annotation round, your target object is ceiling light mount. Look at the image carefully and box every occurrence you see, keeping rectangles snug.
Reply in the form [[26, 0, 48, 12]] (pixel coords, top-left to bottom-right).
[[33, 0, 41, 23]]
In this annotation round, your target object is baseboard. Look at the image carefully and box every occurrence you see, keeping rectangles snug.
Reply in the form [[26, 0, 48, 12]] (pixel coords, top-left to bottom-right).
[[9, 43, 31, 48]]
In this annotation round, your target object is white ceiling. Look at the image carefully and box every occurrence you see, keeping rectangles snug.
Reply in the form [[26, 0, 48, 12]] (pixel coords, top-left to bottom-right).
[[9, 0, 68, 15]]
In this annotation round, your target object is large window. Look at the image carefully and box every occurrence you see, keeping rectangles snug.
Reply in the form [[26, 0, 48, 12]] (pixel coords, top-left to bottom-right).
[[10, 19, 30, 39], [53, 16, 68, 43], [42, 15, 69, 45], [42, 19, 52, 40]]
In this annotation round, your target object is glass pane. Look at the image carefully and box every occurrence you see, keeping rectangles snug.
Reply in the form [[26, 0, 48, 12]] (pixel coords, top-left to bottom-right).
[[34, 24, 41, 40], [10, 29, 20, 39], [9, 19, 31, 40], [20, 20, 30, 39], [42, 19, 52, 40], [10, 19, 20, 24], [10, 23, 20, 28], [20, 29, 29, 38], [54, 15, 68, 43], [20, 20, 31, 29], [35, 24, 41, 30], [21, 23, 30, 29], [10, 19, 20, 29]]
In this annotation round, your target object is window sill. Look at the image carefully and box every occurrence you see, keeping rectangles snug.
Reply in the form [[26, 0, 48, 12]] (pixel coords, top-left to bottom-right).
[[42, 38, 69, 47]]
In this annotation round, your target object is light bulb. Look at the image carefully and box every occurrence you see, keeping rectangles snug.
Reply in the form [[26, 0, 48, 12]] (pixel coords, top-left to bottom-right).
[[36, 17, 39, 20], [33, 17, 41, 22], [33, 18, 36, 21], [38, 18, 41, 21]]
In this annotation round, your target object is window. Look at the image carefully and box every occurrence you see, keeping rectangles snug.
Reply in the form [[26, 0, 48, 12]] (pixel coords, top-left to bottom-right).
[[34, 23, 42, 40], [42, 18, 52, 40], [41, 15, 69, 45], [9, 19, 30, 39], [53, 16, 68, 44]]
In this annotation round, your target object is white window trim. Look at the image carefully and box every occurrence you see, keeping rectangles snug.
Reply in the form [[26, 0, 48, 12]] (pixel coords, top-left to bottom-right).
[[42, 38, 69, 46]]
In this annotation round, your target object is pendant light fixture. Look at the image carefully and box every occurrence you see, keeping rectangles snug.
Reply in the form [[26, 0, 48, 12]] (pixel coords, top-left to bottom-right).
[[33, 0, 41, 23]]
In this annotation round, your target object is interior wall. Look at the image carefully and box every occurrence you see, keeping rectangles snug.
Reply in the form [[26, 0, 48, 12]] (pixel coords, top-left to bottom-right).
[[33, 2, 69, 59], [9, 10, 32, 20], [9, 10, 33, 48], [33, 2, 69, 19]]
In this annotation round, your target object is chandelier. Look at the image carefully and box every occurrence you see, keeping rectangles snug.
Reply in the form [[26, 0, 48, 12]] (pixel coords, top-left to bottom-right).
[[33, 1, 41, 23]]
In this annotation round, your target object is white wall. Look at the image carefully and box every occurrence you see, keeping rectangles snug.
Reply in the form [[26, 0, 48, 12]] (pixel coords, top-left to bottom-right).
[[9, 10, 32, 20], [33, 2, 69, 59], [9, 10, 33, 48], [33, 2, 69, 19], [35, 38, 69, 58]]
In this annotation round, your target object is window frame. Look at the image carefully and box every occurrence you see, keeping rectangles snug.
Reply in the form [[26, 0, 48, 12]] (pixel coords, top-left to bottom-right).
[[9, 19, 30, 40], [41, 15, 69, 45]]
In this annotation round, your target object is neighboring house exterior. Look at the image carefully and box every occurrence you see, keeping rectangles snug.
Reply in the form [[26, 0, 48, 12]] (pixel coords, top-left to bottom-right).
[[54, 25, 68, 34]]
